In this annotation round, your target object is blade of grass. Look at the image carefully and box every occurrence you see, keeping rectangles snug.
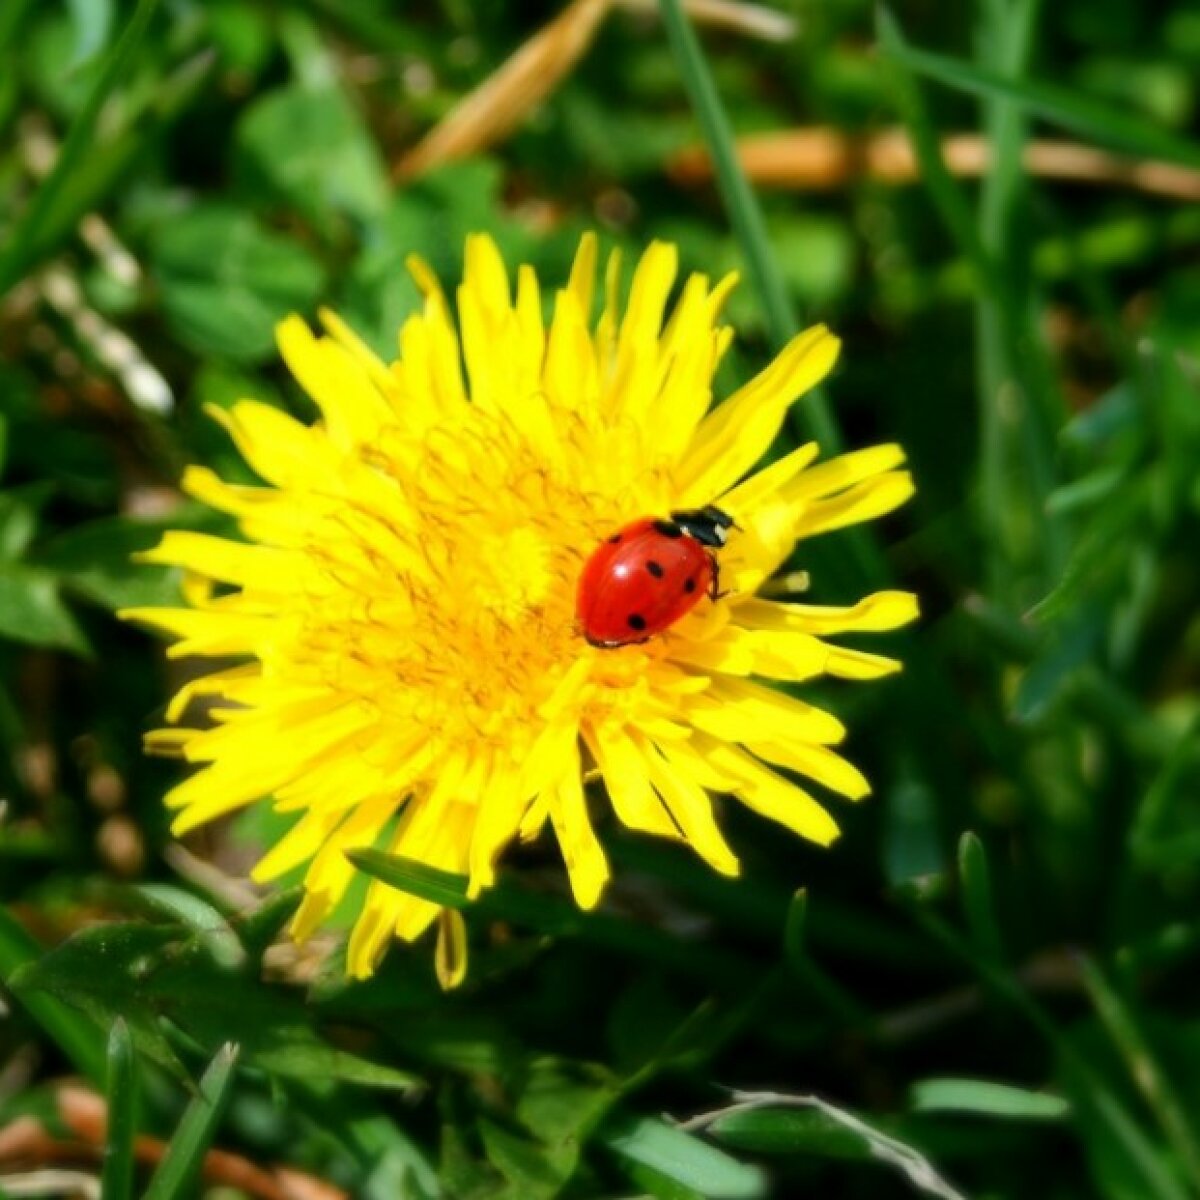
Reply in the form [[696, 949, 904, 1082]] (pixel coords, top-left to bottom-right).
[[781, 889, 807, 971], [881, 35, 1200, 171], [1078, 955, 1200, 1193], [911, 1077, 1069, 1121], [978, 0, 1043, 259], [0, 0, 35, 50], [101, 1018, 138, 1200], [974, 0, 1061, 603], [904, 899, 1188, 1200], [611, 836, 934, 969], [957, 832, 1003, 964], [690, 1091, 968, 1200], [658, 0, 900, 597], [339, 1111, 442, 1200], [0, 0, 158, 298], [879, 6, 1066, 601], [142, 1043, 240, 1200], [602, 1114, 766, 1199], [135, 883, 245, 970], [349, 848, 754, 983], [655, 0, 840, 452], [925, 208, 1200, 308], [876, 9, 994, 289], [20, 48, 215, 277], [779, 890, 876, 1031], [0, 905, 107, 1084], [349, 850, 470, 909], [1129, 711, 1200, 869]]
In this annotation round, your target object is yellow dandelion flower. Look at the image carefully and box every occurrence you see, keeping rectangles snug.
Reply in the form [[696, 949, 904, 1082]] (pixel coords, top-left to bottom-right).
[[122, 234, 917, 986]]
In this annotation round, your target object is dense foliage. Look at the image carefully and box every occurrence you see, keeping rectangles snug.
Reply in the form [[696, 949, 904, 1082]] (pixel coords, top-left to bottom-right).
[[3, 1, 1200, 1197]]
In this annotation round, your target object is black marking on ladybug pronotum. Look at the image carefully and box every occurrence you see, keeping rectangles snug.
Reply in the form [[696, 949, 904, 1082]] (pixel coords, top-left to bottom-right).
[[627, 613, 647, 632], [652, 519, 683, 538], [646, 560, 665, 578], [669, 505, 736, 548]]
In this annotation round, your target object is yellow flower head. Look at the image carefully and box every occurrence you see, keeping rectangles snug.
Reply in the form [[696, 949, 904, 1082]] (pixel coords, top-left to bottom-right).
[[123, 234, 916, 985]]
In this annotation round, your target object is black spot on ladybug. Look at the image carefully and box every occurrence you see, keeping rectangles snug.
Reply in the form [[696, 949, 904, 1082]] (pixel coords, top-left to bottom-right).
[[652, 520, 683, 538], [627, 613, 647, 632], [607, 533, 622, 544], [646, 561, 665, 579], [684, 577, 697, 593]]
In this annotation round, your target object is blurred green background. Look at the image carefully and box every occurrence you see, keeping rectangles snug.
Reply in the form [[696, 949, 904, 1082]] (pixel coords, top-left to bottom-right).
[[3, 0, 1200, 1196]]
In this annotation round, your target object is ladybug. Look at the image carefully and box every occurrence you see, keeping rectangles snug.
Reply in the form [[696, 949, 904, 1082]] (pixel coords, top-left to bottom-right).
[[576, 505, 736, 648]]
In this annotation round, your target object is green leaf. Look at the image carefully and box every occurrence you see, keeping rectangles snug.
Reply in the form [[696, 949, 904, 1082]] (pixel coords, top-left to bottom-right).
[[0, 0, 35, 53], [206, 2, 273, 77], [907, 902, 1190, 1200], [0, 906, 107, 1084], [782, 888, 807, 971], [1079, 957, 1200, 1192], [879, 26, 1200, 170], [614, 1160, 705, 1200], [347, 849, 754, 984], [66, 0, 114, 65], [478, 1119, 565, 1198], [142, 1043, 240, 1200], [707, 1107, 870, 1159], [234, 84, 390, 229], [957, 833, 1003, 963], [911, 1078, 1070, 1121], [0, 0, 158, 295], [33, 514, 195, 611], [151, 205, 326, 363], [1060, 1066, 1189, 1200], [0, 565, 89, 653], [333, 1110, 439, 1200], [233, 886, 304, 961], [101, 1018, 138, 1200], [445, 1058, 622, 1197], [1130, 713, 1200, 869], [134, 884, 245, 971], [603, 1115, 766, 1198], [516, 1056, 618, 1149], [13, 923, 184, 1079], [706, 1099, 980, 1197], [23, 49, 216, 277], [1012, 602, 1107, 721], [0, 485, 49, 561], [15, 921, 422, 1093], [348, 849, 471, 910], [336, 168, 542, 358], [607, 975, 692, 1074]]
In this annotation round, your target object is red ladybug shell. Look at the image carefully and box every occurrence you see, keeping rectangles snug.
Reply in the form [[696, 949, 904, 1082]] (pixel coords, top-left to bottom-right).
[[576, 517, 715, 648]]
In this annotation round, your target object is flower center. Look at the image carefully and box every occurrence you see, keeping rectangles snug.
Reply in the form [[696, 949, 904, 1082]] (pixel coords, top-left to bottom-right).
[[284, 404, 621, 754]]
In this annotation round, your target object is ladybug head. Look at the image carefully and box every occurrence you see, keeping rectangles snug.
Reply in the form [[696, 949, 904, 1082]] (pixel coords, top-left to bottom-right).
[[669, 505, 736, 548]]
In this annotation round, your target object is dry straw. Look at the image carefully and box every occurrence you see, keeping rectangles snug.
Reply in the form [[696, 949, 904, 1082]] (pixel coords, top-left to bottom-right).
[[397, 0, 795, 179]]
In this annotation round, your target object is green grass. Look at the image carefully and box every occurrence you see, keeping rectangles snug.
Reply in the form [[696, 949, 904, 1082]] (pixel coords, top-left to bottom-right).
[[2, 1, 1200, 1197]]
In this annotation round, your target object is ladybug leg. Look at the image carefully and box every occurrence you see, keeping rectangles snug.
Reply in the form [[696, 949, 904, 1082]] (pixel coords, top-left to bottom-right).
[[708, 555, 733, 601]]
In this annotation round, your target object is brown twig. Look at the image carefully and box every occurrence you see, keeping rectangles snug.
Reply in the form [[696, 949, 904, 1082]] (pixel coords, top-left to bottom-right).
[[677, 1090, 968, 1200], [0, 1087, 347, 1200], [396, 0, 796, 180], [668, 127, 1200, 201]]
